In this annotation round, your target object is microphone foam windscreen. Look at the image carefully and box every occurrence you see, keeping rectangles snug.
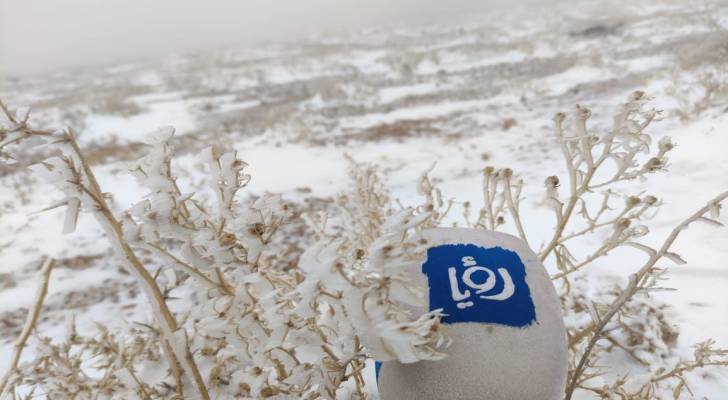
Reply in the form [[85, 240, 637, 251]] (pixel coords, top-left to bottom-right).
[[377, 228, 568, 400]]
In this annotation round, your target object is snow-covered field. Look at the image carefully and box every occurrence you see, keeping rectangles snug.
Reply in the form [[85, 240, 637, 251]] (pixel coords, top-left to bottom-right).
[[1, 0, 728, 397]]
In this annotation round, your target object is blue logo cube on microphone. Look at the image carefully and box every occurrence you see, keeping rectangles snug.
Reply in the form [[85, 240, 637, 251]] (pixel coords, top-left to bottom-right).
[[422, 243, 536, 328]]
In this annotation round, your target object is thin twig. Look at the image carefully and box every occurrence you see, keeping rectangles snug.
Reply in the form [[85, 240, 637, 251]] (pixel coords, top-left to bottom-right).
[[564, 191, 728, 400], [64, 129, 211, 400], [502, 170, 529, 246], [0, 258, 55, 396]]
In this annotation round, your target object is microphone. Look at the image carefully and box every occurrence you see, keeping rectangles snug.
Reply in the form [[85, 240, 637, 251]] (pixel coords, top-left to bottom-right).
[[377, 228, 568, 400]]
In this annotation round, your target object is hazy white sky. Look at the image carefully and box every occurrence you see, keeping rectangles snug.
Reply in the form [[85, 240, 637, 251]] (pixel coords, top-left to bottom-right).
[[0, 0, 546, 77]]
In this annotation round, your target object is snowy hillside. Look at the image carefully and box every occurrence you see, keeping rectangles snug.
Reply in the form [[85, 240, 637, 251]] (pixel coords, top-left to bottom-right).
[[1, 0, 728, 398]]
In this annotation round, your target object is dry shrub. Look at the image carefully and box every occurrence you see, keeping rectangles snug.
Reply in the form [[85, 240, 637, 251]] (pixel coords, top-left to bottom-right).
[[1, 92, 727, 399]]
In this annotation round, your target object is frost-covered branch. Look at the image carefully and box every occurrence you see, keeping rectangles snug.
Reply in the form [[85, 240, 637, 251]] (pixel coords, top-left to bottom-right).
[[539, 92, 666, 263], [0, 258, 54, 398], [1, 102, 449, 399], [1, 104, 210, 400], [446, 92, 728, 399], [3, 89, 727, 399], [564, 191, 728, 400]]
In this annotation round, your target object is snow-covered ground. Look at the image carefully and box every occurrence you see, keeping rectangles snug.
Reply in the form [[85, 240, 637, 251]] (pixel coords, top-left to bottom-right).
[[1, 0, 728, 397]]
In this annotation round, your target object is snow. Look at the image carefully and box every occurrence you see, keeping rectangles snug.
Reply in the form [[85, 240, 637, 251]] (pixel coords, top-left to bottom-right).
[[82, 96, 197, 144], [348, 50, 391, 75], [417, 50, 529, 75], [340, 99, 488, 129], [378, 82, 446, 104], [1, 0, 727, 397], [537, 66, 615, 96]]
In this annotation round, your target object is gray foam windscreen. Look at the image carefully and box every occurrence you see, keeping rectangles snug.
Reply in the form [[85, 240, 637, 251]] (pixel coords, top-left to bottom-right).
[[377, 228, 568, 400]]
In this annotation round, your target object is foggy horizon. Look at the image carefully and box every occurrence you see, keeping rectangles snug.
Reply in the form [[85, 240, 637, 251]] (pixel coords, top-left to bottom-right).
[[0, 0, 557, 78]]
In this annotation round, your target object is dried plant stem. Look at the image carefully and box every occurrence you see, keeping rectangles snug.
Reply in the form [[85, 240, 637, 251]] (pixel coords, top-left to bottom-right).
[[482, 169, 496, 230], [540, 161, 599, 263], [125, 366, 153, 400], [4, 92, 725, 398], [65, 130, 211, 400], [141, 241, 228, 293], [502, 171, 529, 247], [564, 191, 728, 400], [651, 359, 727, 384], [0, 258, 55, 396], [540, 111, 613, 262]]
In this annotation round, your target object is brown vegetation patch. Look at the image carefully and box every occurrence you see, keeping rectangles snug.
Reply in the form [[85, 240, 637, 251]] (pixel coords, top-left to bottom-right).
[[0, 308, 27, 341], [56, 254, 105, 270], [502, 118, 517, 131], [84, 140, 145, 165], [363, 119, 440, 141]]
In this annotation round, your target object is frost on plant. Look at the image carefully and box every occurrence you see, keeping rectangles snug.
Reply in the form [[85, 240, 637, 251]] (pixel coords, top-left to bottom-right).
[[0, 103, 447, 399], [1, 91, 727, 400], [450, 92, 728, 399]]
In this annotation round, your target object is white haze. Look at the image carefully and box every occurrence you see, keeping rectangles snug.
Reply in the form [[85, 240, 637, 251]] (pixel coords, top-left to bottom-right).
[[0, 0, 557, 77]]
